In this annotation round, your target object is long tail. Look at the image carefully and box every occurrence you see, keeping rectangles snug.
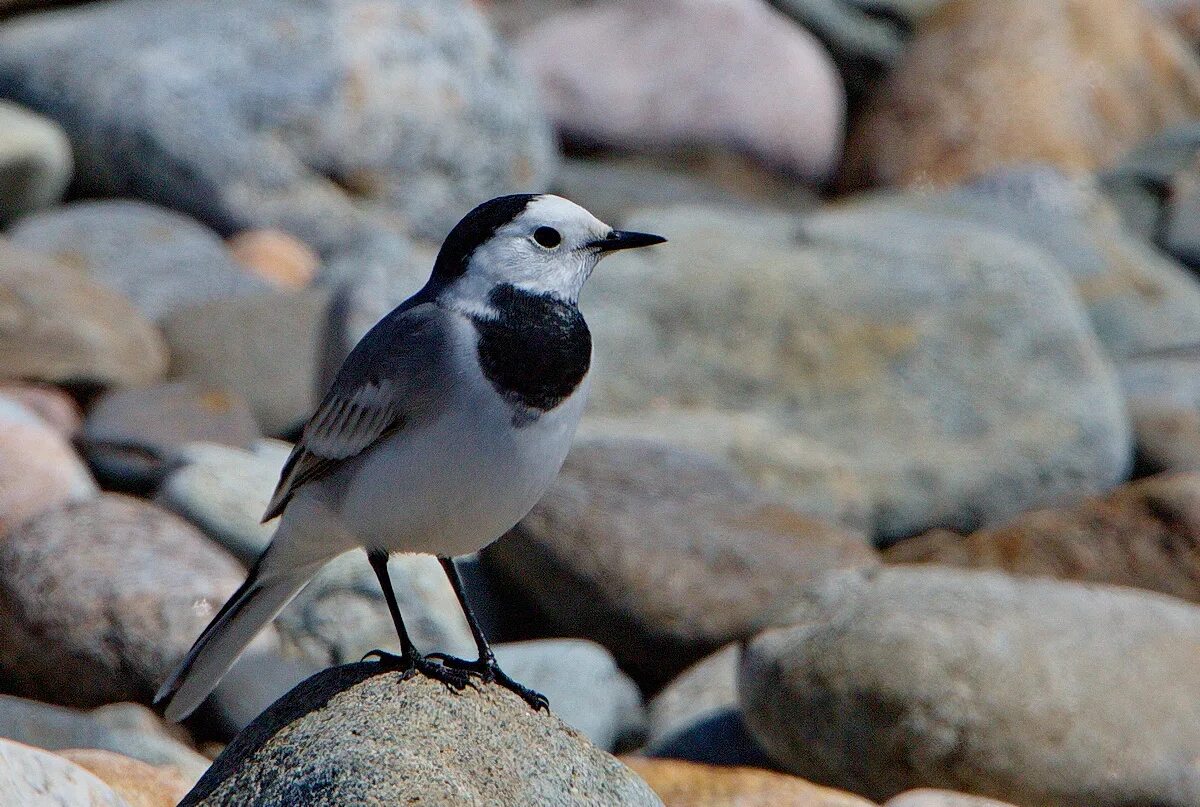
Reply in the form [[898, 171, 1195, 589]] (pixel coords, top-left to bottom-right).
[[154, 554, 316, 722]]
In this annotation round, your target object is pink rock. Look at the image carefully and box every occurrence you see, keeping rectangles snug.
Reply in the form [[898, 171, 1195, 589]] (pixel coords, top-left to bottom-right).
[[884, 790, 1020, 807], [0, 400, 95, 536], [518, 0, 845, 181], [0, 384, 82, 437]]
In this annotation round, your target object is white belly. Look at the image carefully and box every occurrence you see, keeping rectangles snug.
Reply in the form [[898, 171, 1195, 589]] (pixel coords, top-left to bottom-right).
[[327, 371, 589, 557]]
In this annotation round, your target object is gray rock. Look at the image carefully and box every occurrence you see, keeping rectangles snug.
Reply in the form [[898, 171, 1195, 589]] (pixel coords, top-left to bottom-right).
[[9, 201, 269, 321], [0, 738, 128, 807], [585, 204, 1130, 540], [552, 155, 817, 225], [644, 645, 771, 767], [0, 101, 71, 224], [483, 439, 877, 690], [155, 440, 292, 564], [0, 0, 556, 246], [492, 639, 645, 752], [181, 664, 663, 806], [0, 240, 167, 389], [850, 168, 1200, 359], [740, 566, 1200, 805], [0, 494, 274, 708], [161, 288, 331, 435], [84, 383, 260, 492], [578, 410, 872, 531], [207, 651, 322, 738], [0, 695, 209, 781], [276, 550, 476, 666]]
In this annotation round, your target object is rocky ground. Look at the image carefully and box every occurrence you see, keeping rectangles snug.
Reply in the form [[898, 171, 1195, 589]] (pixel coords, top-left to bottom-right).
[[2, 0, 1200, 804]]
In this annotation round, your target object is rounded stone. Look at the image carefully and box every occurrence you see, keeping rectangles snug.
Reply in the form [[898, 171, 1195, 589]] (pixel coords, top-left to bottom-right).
[[0, 399, 96, 536], [0, 100, 71, 225], [740, 566, 1200, 805], [518, 0, 844, 181], [483, 439, 877, 691], [0, 494, 264, 708], [180, 665, 663, 806], [0, 241, 168, 389], [10, 200, 269, 321], [0, 739, 127, 807]]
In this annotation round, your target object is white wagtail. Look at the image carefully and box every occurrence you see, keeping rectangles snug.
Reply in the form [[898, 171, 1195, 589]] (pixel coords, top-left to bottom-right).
[[155, 194, 665, 719]]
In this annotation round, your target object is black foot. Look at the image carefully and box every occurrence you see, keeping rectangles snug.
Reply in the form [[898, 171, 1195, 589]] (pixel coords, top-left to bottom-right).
[[425, 652, 549, 710], [361, 649, 473, 693]]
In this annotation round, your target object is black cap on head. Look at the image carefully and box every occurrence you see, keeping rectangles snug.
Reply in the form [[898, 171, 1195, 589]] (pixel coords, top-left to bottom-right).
[[431, 194, 538, 283]]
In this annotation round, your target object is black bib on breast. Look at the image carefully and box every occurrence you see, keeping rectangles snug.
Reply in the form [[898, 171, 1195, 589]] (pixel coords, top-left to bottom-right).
[[472, 284, 591, 420]]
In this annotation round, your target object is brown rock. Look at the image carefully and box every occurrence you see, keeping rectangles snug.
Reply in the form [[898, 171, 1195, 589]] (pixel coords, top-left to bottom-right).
[[0, 383, 81, 436], [0, 240, 167, 388], [885, 473, 1200, 603], [0, 494, 268, 707], [623, 757, 876, 807], [58, 748, 194, 807], [845, 0, 1200, 188], [483, 439, 877, 691], [226, 229, 318, 290]]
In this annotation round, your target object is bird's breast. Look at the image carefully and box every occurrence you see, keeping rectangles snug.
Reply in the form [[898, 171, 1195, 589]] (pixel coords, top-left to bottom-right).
[[471, 284, 592, 424]]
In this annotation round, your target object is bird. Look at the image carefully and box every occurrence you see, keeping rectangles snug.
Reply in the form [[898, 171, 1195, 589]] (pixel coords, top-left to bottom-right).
[[155, 194, 666, 720]]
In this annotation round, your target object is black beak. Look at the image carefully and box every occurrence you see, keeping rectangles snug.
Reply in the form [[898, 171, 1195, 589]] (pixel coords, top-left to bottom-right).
[[591, 230, 667, 253]]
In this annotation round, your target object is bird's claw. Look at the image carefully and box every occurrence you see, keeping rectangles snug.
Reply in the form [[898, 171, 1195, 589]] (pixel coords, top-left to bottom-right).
[[424, 652, 549, 710], [361, 648, 472, 693]]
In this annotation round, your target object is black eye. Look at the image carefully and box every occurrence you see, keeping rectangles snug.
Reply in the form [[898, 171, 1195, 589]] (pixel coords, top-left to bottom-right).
[[533, 226, 561, 248]]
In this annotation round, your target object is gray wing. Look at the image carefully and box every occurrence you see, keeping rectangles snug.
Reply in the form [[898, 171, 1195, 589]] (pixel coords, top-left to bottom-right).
[[263, 300, 453, 522]]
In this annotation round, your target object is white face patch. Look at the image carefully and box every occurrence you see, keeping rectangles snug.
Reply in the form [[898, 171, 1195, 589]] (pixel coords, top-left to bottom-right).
[[441, 195, 614, 314]]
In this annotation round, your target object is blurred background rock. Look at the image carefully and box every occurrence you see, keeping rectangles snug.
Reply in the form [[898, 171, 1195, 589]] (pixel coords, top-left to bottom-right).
[[2, 0, 1200, 804]]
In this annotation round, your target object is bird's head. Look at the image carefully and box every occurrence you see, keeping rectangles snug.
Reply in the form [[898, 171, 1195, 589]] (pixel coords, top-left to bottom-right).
[[429, 194, 665, 312]]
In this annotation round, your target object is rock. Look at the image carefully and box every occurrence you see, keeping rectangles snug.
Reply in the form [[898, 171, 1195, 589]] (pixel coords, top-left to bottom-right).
[[9, 201, 269, 321], [160, 289, 331, 435], [586, 205, 1129, 540], [844, 0, 1200, 188], [0, 398, 96, 535], [83, 384, 260, 492], [180, 664, 663, 806], [0, 695, 209, 780], [0, 383, 82, 437], [0, 101, 71, 224], [0, 738, 128, 807], [155, 440, 291, 564], [769, 0, 909, 94], [579, 410, 872, 531], [518, 0, 844, 181], [1102, 122, 1200, 270], [58, 748, 195, 807], [1131, 405, 1200, 472], [740, 566, 1200, 804], [0, 240, 168, 389], [883, 791, 1019, 807], [552, 154, 818, 226], [206, 651, 322, 738], [483, 439, 877, 690], [645, 645, 771, 767], [0, 494, 270, 708], [492, 639, 645, 752], [226, 230, 319, 289], [276, 550, 475, 667], [885, 473, 1200, 604], [624, 757, 877, 807], [847, 168, 1200, 359], [0, 0, 555, 245]]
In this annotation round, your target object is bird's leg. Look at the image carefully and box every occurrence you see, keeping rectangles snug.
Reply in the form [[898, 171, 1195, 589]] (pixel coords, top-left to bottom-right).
[[363, 550, 470, 692], [426, 555, 548, 710]]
